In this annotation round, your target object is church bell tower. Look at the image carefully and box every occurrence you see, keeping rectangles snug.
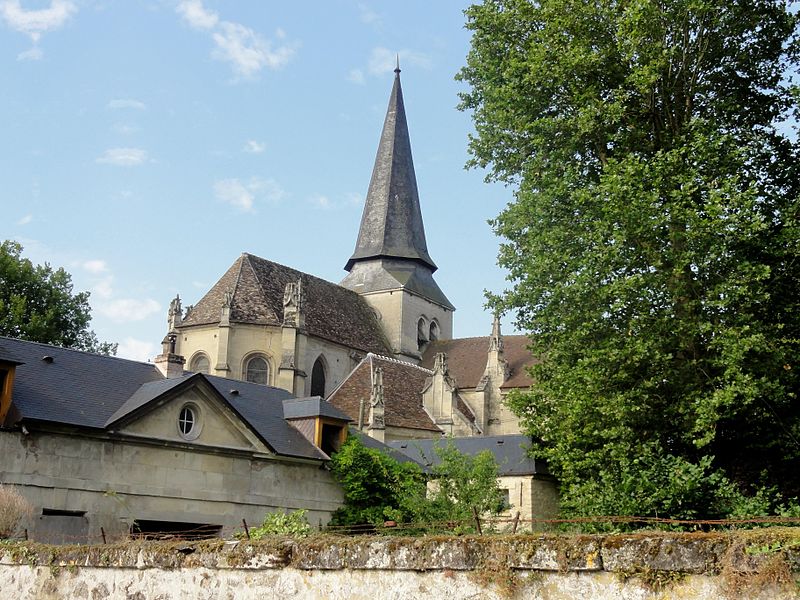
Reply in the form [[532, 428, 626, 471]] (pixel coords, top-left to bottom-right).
[[341, 63, 454, 363]]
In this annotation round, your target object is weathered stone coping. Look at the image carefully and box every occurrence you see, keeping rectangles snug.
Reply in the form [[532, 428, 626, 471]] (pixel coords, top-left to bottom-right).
[[1, 528, 799, 575]]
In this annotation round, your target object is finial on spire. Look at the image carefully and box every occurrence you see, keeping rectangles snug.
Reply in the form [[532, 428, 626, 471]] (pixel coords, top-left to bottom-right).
[[394, 54, 401, 75]]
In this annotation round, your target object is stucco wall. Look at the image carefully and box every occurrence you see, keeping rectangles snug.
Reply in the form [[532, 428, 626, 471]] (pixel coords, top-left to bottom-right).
[[1, 532, 798, 599], [0, 427, 343, 544]]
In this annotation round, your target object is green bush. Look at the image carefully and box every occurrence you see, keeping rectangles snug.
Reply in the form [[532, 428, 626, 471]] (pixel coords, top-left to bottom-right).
[[247, 509, 311, 539], [329, 436, 506, 533], [329, 436, 426, 528]]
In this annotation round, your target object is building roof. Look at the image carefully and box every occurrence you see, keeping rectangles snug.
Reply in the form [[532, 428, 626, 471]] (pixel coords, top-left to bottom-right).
[[283, 396, 353, 422], [327, 354, 441, 433], [345, 66, 436, 273], [420, 335, 536, 390], [0, 336, 164, 429], [178, 253, 391, 356], [0, 336, 327, 461], [388, 434, 550, 477]]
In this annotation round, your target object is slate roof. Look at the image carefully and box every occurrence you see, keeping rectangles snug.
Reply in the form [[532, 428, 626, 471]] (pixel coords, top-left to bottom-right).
[[283, 396, 353, 422], [178, 253, 390, 356], [345, 67, 436, 273], [420, 336, 537, 390], [388, 434, 550, 477], [327, 354, 441, 433], [0, 336, 327, 461], [0, 336, 163, 429], [350, 428, 426, 468]]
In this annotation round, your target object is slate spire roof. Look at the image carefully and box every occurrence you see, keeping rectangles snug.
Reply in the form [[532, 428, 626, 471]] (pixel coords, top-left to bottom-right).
[[344, 64, 436, 273]]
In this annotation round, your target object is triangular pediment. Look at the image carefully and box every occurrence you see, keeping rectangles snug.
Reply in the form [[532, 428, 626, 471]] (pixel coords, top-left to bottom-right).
[[110, 378, 271, 453]]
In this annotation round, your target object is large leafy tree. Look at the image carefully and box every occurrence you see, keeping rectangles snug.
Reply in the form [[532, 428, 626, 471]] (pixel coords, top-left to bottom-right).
[[459, 0, 800, 521], [0, 241, 116, 355]]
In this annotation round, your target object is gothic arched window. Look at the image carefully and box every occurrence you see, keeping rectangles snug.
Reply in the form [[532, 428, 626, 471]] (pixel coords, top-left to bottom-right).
[[244, 355, 269, 385], [310, 357, 326, 397], [190, 353, 209, 374], [429, 320, 440, 342], [417, 317, 428, 351]]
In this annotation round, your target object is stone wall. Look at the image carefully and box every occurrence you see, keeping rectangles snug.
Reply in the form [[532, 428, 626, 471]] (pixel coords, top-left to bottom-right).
[[2, 531, 798, 599], [0, 428, 343, 544]]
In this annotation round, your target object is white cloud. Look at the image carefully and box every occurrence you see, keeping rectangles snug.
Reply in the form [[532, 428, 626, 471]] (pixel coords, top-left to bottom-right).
[[176, 0, 218, 30], [214, 177, 285, 212], [107, 98, 146, 110], [16, 213, 32, 225], [0, 0, 76, 42], [92, 277, 113, 300], [82, 259, 108, 275], [214, 178, 254, 212], [212, 22, 295, 78], [116, 337, 159, 362], [358, 3, 380, 26], [17, 45, 42, 61], [96, 298, 160, 323], [96, 147, 148, 166], [310, 194, 331, 210], [175, 1, 296, 79], [347, 68, 365, 85], [345, 192, 363, 206], [243, 139, 265, 153], [367, 46, 432, 76], [113, 123, 139, 135]]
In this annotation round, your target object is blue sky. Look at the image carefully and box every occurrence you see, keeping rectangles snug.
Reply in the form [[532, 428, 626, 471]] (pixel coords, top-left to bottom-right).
[[1, 0, 517, 361]]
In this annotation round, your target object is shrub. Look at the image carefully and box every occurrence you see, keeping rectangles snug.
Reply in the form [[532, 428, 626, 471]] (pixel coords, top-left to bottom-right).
[[247, 509, 311, 539], [0, 484, 32, 538], [328, 435, 426, 528]]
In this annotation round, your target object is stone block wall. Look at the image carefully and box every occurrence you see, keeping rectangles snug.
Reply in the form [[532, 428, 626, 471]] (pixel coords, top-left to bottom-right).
[[2, 531, 799, 599]]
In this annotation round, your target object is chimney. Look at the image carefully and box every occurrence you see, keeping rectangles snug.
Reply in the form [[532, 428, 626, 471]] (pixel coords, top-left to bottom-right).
[[154, 333, 185, 378]]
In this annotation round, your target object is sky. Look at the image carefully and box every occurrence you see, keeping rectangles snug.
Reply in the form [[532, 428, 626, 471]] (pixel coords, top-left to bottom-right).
[[0, 0, 518, 362]]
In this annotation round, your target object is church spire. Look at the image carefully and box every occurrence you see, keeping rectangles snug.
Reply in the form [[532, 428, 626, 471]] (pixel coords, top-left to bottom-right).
[[344, 66, 436, 272]]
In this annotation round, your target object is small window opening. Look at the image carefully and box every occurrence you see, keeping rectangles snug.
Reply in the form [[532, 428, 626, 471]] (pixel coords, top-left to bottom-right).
[[130, 520, 222, 540], [320, 423, 343, 456], [42, 508, 86, 517], [178, 406, 196, 437]]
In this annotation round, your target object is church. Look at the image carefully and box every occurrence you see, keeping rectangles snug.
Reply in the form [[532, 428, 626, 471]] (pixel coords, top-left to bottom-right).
[[161, 65, 535, 442]]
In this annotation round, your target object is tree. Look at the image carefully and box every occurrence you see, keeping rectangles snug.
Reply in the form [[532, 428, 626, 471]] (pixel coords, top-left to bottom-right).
[[416, 442, 508, 532], [458, 0, 800, 522], [329, 436, 506, 532], [0, 241, 116, 355], [329, 435, 426, 527]]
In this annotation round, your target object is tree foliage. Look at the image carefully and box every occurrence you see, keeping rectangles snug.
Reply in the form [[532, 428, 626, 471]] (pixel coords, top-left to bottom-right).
[[329, 435, 426, 527], [459, 0, 800, 521], [0, 241, 116, 354], [416, 443, 508, 531], [329, 436, 506, 532]]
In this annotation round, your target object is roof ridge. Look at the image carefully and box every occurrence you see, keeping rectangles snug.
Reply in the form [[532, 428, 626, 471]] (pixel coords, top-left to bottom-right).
[[365, 352, 434, 374], [0, 335, 154, 366]]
